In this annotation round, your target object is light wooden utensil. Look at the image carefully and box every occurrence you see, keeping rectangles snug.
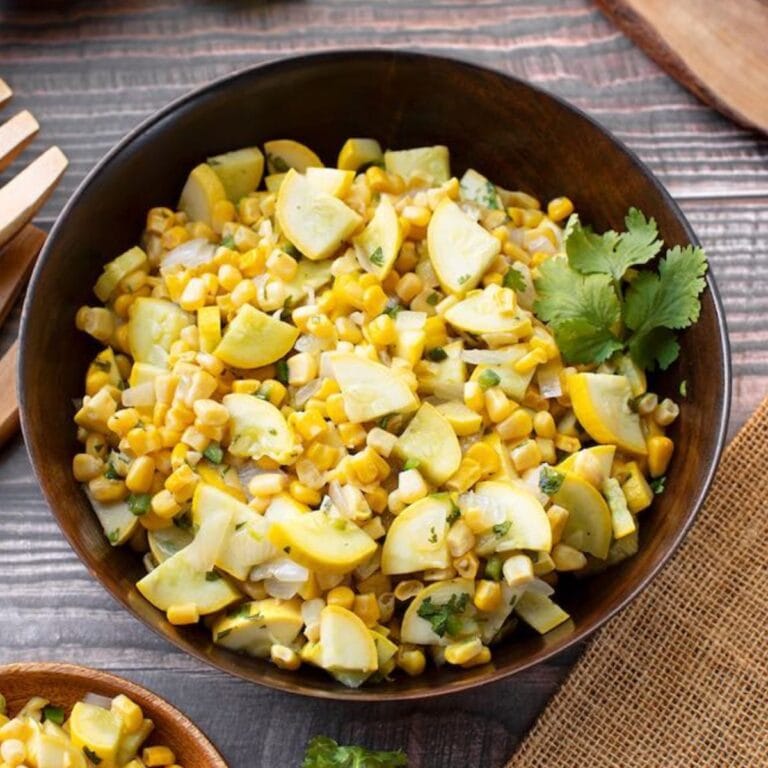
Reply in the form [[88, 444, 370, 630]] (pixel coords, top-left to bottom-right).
[[0, 77, 67, 448], [596, 0, 768, 134]]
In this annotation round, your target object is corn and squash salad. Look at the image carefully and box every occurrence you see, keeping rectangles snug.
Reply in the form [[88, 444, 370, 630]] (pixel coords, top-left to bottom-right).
[[0, 690, 182, 768], [72, 138, 704, 687]]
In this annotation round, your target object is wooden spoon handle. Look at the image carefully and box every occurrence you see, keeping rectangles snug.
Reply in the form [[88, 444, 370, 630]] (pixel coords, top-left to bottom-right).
[[0, 226, 46, 448], [0, 341, 18, 446]]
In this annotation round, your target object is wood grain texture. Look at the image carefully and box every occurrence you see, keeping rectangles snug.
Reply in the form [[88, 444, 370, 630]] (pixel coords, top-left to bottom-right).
[[0, 663, 227, 768], [596, 0, 768, 133], [0, 1, 765, 766]]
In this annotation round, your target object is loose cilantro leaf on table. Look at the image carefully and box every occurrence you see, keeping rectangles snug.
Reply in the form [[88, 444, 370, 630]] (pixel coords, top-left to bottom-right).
[[533, 207, 708, 372], [302, 735, 407, 767]]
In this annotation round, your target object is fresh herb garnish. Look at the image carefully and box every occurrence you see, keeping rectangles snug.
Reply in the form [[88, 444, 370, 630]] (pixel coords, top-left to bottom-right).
[[428, 526, 438, 544], [377, 414, 393, 430], [203, 442, 224, 464], [426, 347, 448, 362], [302, 736, 407, 768], [216, 628, 232, 641], [104, 461, 120, 480], [426, 291, 441, 306], [220, 234, 236, 250], [107, 529, 120, 544], [281, 296, 294, 321], [83, 747, 102, 765], [382, 299, 403, 318], [228, 603, 252, 620], [484, 555, 502, 582], [276, 359, 289, 385], [539, 466, 565, 496], [477, 369, 501, 390], [42, 705, 65, 725], [283, 242, 300, 258], [269, 154, 290, 173], [205, 570, 221, 582], [534, 208, 708, 371], [447, 503, 461, 525], [416, 593, 469, 637], [127, 493, 151, 516], [369, 246, 385, 267], [457, 273, 471, 285], [650, 476, 666, 494], [679, 379, 688, 398], [492, 520, 511, 537], [403, 458, 421, 471], [502, 267, 526, 292]]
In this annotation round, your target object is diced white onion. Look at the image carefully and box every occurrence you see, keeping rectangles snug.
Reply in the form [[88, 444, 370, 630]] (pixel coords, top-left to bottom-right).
[[293, 378, 321, 407], [461, 349, 518, 365], [82, 692, 113, 710], [354, 549, 381, 581], [161, 238, 216, 271], [265, 579, 303, 599], [121, 382, 156, 408], [301, 598, 325, 627], [250, 557, 309, 583], [527, 235, 556, 255], [395, 311, 427, 331], [296, 458, 325, 490], [526, 578, 555, 597]]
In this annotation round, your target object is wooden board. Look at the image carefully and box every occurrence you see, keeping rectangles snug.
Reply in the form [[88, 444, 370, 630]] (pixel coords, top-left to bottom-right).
[[0, 1, 766, 766], [597, 0, 768, 134]]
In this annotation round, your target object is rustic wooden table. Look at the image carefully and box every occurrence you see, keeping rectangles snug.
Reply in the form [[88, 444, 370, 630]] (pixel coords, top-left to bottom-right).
[[0, 2, 766, 766]]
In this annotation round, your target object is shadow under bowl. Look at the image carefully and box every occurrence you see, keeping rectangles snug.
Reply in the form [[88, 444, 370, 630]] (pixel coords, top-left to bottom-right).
[[19, 50, 730, 700]]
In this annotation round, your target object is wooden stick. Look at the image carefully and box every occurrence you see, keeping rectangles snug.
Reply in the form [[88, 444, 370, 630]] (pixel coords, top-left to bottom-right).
[[0, 341, 19, 447], [0, 225, 46, 328], [0, 79, 11, 110], [0, 146, 67, 249], [0, 110, 39, 173]]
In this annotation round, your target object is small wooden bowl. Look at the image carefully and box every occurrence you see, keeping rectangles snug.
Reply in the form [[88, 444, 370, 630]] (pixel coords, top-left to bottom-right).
[[18, 51, 731, 700], [0, 663, 227, 767]]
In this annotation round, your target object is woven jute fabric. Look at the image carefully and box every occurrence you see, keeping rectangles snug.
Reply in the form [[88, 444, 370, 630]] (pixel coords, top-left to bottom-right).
[[507, 397, 768, 768]]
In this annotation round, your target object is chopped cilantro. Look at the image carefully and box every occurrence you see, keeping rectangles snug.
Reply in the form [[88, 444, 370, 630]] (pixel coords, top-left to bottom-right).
[[426, 291, 441, 306], [205, 570, 221, 581], [268, 428, 278, 435], [477, 369, 501, 390], [216, 628, 233, 641], [484, 555, 503, 582], [235, 521, 246, 531], [492, 520, 511, 537], [369, 246, 385, 267], [276, 359, 289, 384], [83, 747, 102, 765], [103, 461, 120, 480], [284, 545, 292, 554], [228, 603, 252, 620], [403, 458, 421, 471], [302, 736, 407, 768], [203, 442, 224, 464], [650, 476, 666, 494], [416, 592, 469, 637], [220, 234, 236, 250], [539, 466, 565, 496], [127, 493, 151, 516], [426, 347, 448, 362], [268, 153, 290, 173], [283, 242, 300, 258], [280, 296, 294, 321], [377, 414, 393, 430], [457, 273, 471, 285], [107, 529, 120, 544], [534, 207, 708, 371], [42, 705, 65, 725], [503, 267, 526, 292], [447, 503, 461, 525], [679, 379, 688, 398], [382, 299, 403, 318], [428, 526, 438, 544]]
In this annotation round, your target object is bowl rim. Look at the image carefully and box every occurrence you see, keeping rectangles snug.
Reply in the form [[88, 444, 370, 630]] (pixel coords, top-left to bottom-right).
[[0, 662, 227, 765], [18, 48, 732, 701]]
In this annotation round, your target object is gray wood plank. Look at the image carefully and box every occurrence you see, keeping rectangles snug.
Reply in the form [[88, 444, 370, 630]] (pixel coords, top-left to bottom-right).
[[0, 1, 765, 766]]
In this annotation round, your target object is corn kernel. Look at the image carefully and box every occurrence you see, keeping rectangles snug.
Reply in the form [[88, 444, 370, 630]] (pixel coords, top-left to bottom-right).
[[305, 441, 340, 471], [454, 552, 479, 579], [462, 646, 492, 668], [514, 347, 548, 374], [484, 387, 512, 423], [126, 455, 155, 493], [88, 476, 128, 503], [366, 426, 397, 457], [267, 249, 298, 281], [621, 461, 655, 513], [292, 409, 327, 442], [554, 433, 581, 453], [446, 520, 475, 558], [465, 441, 501, 477], [290, 480, 321, 506], [0, 739, 26, 767], [271, 644, 301, 670], [142, 746, 176, 767], [445, 637, 483, 665], [502, 553, 534, 587], [193, 398, 229, 427], [151, 489, 181, 519], [547, 196, 574, 222], [463, 381, 485, 412], [327, 585, 355, 610], [181, 425, 209, 452], [231, 278, 257, 307], [248, 473, 287, 497], [653, 398, 680, 426], [179, 277, 207, 312], [397, 647, 426, 677], [495, 409, 530, 442], [166, 603, 200, 626], [647, 435, 674, 478], [398, 468, 428, 503], [288, 352, 318, 386], [336, 316, 363, 343], [474, 580, 502, 612], [354, 592, 381, 627], [367, 314, 397, 346], [547, 504, 570, 545], [396, 272, 423, 304], [532, 411, 556, 438], [72, 453, 104, 482], [445, 458, 483, 493], [510, 440, 542, 472], [338, 421, 366, 448], [165, 463, 198, 503]]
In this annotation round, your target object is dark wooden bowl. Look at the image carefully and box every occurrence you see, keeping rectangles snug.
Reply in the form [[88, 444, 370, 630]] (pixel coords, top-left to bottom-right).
[[0, 663, 227, 767], [18, 51, 730, 700]]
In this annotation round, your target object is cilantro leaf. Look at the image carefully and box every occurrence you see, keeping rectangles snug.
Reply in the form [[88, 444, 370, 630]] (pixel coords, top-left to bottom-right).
[[302, 736, 407, 767], [369, 247, 384, 267], [539, 466, 565, 495], [502, 267, 526, 292], [623, 245, 707, 369], [417, 593, 469, 637], [534, 258, 623, 364], [566, 208, 661, 283]]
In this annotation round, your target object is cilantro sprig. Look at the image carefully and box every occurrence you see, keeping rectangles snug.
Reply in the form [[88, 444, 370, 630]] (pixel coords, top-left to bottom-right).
[[302, 736, 407, 767], [416, 592, 469, 637], [533, 208, 708, 371]]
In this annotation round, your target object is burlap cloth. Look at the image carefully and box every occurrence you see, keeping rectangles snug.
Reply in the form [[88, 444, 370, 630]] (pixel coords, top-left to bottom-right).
[[507, 397, 768, 768]]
